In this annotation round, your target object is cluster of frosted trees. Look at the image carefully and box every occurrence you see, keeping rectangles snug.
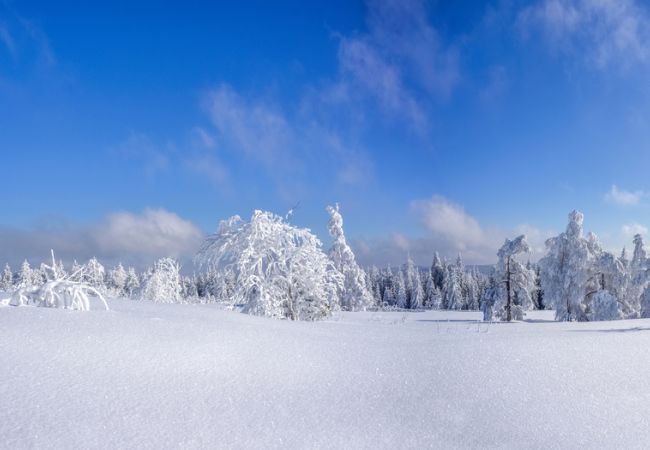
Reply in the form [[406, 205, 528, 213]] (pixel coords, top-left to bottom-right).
[[0, 256, 188, 305], [538, 210, 650, 321], [4, 206, 650, 322], [364, 253, 488, 311]]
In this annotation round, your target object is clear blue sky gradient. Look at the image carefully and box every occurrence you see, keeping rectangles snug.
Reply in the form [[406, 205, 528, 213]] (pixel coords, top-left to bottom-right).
[[2, 0, 650, 266]]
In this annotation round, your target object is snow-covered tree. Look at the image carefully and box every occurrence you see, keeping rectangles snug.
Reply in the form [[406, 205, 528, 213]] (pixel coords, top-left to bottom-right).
[[124, 267, 140, 298], [402, 255, 425, 309], [17, 260, 33, 288], [326, 204, 373, 311], [430, 252, 445, 290], [1, 263, 13, 291], [539, 211, 597, 321], [196, 210, 343, 320], [443, 256, 465, 310], [83, 257, 106, 289], [424, 271, 442, 309], [632, 234, 647, 271], [142, 258, 182, 303], [589, 290, 623, 321], [490, 235, 534, 321], [108, 263, 128, 297]]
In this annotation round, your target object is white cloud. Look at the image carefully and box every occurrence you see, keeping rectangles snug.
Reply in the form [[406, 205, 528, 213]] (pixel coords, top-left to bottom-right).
[[334, 0, 459, 131], [621, 222, 648, 237], [0, 209, 203, 269], [93, 209, 203, 259], [352, 195, 553, 267], [604, 184, 645, 206], [203, 84, 296, 172], [410, 195, 484, 250], [519, 0, 650, 69]]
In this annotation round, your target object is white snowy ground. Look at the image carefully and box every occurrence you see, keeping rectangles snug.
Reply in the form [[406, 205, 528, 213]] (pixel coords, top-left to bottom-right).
[[1, 298, 650, 449]]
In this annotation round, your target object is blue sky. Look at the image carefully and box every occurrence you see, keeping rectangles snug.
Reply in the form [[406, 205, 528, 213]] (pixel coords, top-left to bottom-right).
[[2, 0, 650, 268]]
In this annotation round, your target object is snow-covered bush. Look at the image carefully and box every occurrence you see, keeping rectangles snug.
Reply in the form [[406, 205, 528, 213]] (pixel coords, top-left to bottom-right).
[[196, 210, 343, 320], [142, 258, 182, 303], [326, 204, 374, 311], [9, 251, 108, 311], [588, 291, 622, 321]]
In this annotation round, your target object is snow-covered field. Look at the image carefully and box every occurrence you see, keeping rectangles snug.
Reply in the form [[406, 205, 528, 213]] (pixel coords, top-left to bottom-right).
[[1, 299, 649, 449]]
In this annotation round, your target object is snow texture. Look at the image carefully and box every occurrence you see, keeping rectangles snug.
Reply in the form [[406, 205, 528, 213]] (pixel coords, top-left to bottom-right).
[[1, 301, 650, 449]]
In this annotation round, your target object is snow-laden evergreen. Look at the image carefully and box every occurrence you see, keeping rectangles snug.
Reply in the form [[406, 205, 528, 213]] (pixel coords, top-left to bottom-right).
[[539, 211, 596, 321], [195, 210, 343, 320], [1, 263, 12, 291], [326, 204, 373, 311], [108, 263, 128, 296], [83, 257, 106, 290], [142, 258, 182, 303]]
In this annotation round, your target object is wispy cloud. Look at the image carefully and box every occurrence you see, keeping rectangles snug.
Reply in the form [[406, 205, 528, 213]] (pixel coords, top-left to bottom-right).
[[0, 209, 203, 269], [203, 84, 297, 173], [604, 184, 645, 206], [519, 0, 650, 69], [353, 195, 553, 267], [110, 132, 171, 175], [333, 0, 459, 131], [621, 222, 648, 237], [0, 22, 16, 57]]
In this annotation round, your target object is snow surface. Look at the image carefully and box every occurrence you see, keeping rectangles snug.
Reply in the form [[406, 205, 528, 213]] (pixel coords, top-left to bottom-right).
[[1, 298, 650, 449]]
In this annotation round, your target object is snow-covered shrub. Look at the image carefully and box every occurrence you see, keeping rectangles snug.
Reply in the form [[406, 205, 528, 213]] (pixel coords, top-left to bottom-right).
[[326, 204, 374, 311], [142, 258, 182, 303], [196, 210, 343, 320], [588, 291, 622, 321], [9, 251, 108, 311]]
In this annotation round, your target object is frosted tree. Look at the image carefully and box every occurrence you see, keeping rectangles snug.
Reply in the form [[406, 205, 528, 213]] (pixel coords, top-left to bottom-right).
[[195, 210, 343, 320], [394, 269, 408, 309], [443, 257, 465, 310], [142, 258, 182, 303], [17, 260, 33, 288], [430, 252, 445, 290], [640, 285, 650, 318], [124, 267, 140, 298], [326, 204, 373, 311], [10, 250, 108, 311], [465, 269, 481, 311], [590, 291, 623, 321], [490, 235, 534, 321], [632, 234, 647, 271], [539, 211, 599, 321], [182, 276, 199, 300], [108, 263, 128, 297], [83, 257, 106, 289], [424, 272, 442, 309], [367, 265, 382, 306], [1, 264, 13, 291], [403, 255, 425, 309]]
